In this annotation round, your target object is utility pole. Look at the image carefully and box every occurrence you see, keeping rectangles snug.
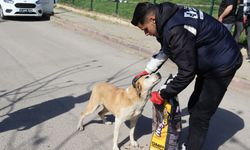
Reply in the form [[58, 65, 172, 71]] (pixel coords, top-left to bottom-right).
[[90, 0, 93, 11], [209, 0, 215, 16]]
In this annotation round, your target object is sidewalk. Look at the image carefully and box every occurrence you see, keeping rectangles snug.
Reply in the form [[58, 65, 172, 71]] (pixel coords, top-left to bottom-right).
[[52, 4, 250, 95]]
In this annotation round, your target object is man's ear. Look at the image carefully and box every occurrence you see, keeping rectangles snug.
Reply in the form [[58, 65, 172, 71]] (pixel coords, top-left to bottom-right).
[[148, 15, 156, 24]]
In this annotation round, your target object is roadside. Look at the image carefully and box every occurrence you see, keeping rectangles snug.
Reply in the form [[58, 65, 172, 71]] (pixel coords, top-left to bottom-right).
[[52, 4, 250, 95]]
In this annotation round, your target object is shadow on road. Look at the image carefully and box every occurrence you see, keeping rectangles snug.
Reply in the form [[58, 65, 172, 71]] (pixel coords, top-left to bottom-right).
[[116, 107, 244, 149], [118, 115, 152, 148], [0, 94, 245, 149], [0, 58, 147, 134], [2, 57, 243, 148], [180, 107, 245, 150], [0, 60, 100, 117], [0, 92, 91, 133]]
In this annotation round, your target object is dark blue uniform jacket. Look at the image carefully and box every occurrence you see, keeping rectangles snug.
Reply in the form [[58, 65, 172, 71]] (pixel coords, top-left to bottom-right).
[[155, 2, 242, 99]]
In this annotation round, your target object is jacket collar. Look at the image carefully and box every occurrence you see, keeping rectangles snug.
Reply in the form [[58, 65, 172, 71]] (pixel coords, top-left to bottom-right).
[[155, 2, 179, 39]]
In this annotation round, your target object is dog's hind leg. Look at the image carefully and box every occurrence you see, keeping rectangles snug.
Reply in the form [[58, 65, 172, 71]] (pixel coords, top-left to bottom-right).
[[77, 103, 100, 131], [98, 106, 112, 125]]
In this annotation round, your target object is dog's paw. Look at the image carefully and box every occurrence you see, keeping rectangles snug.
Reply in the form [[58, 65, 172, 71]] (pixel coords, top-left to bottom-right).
[[104, 121, 112, 125], [112, 145, 119, 150], [130, 141, 139, 147], [76, 125, 84, 131]]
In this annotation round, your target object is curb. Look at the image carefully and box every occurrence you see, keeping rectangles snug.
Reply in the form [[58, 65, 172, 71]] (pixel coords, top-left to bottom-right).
[[51, 15, 153, 56], [51, 5, 155, 56], [52, 4, 250, 95], [56, 4, 132, 26]]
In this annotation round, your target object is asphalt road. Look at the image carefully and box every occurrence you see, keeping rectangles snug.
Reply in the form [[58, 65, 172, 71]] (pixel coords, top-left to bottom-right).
[[0, 16, 249, 150]]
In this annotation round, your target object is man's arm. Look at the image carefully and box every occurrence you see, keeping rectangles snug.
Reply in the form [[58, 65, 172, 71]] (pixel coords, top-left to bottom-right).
[[159, 26, 196, 99], [218, 5, 233, 22], [145, 49, 168, 74], [132, 49, 168, 87], [148, 25, 197, 105]]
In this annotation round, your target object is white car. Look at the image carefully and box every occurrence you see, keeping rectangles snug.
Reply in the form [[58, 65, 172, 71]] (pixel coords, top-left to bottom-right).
[[0, 0, 54, 19]]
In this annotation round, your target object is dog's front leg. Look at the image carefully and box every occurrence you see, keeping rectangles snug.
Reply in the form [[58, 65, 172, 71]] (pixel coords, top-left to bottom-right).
[[130, 116, 139, 147], [113, 118, 122, 150], [77, 116, 84, 131]]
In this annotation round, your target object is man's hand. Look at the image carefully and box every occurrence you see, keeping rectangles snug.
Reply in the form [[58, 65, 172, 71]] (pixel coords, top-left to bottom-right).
[[135, 71, 149, 79], [218, 16, 223, 23], [243, 15, 248, 25], [150, 91, 164, 105], [218, 4, 233, 23], [132, 71, 149, 87]]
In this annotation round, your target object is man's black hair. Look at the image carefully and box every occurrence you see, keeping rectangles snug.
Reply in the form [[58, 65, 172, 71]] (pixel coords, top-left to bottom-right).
[[131, 2, 157, 26]]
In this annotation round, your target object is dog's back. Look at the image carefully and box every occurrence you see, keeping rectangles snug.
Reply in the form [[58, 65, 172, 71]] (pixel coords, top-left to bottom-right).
[[90, 82, 138, 116], [90, 82, 119, 104]]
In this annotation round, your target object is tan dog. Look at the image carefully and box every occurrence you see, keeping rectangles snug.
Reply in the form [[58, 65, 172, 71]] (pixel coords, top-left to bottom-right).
[[77, 72, 161, 150]]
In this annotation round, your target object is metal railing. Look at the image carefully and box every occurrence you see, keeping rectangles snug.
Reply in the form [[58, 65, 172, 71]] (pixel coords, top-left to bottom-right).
[[58, 0, 220, 19]]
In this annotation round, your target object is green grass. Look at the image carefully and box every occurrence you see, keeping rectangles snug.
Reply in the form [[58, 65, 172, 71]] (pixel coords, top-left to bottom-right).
[[59, 0, 220, 19], [58, 0, 247, 44]]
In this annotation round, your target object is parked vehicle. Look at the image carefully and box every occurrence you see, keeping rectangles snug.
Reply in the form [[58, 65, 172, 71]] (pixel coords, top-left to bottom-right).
[[0, 0, 54, 19]]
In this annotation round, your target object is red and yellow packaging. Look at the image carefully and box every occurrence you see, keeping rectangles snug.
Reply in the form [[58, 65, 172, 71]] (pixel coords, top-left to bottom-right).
[[150, 98, 181, 150]]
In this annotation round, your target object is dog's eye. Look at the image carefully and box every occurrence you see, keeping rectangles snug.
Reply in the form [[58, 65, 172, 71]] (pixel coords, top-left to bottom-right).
[[145, 76, 150, 79]]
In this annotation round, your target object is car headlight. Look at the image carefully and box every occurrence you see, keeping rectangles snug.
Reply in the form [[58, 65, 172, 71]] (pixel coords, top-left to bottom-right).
[[3, 0, 14, 4], [36, 0, 41, 4]]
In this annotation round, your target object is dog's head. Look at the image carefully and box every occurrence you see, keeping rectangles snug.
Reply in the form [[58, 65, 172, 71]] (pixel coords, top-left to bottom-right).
[[133, 72, 161, 97]]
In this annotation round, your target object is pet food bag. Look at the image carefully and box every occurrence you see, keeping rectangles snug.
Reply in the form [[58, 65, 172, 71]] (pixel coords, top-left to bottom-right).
[[150, 97, 181, 150]]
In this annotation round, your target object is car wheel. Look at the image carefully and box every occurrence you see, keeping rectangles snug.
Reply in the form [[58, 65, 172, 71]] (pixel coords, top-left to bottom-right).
[[40, 14, 50, 21]]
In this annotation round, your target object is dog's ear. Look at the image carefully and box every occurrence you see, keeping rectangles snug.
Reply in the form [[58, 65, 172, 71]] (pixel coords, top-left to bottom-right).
[[135, 81, 142, 97]]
